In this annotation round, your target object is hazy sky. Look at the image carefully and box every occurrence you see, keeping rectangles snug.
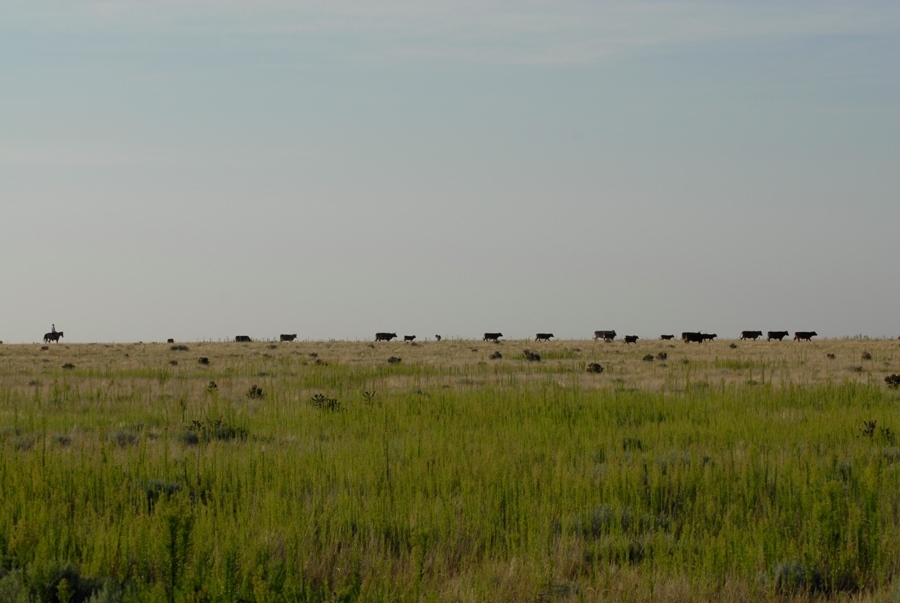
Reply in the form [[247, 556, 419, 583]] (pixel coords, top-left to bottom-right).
[[2, 1, 898, 343]]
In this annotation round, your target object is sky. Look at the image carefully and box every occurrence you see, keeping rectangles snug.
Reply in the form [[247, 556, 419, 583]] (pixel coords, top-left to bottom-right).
[[2, 1, 899, 343]]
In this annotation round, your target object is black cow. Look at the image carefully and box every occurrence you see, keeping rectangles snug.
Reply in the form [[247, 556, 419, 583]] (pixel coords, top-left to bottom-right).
[[535, 333, 554, 341], [44, 331, 64, 343], [280, 334, 298, 342], [167, 338, 175, 344], [682, 332, 703, 344], [794, 331, 817, 341], [660, 334, 675, 340], [624, 335, 639, 344], [375, 332, 397, 341], [740, 331, 763, 340], [593, 330, 616, 342], [403, 335, 416, 342], [701, 333, 717, 342], [767, 331, 789, 341], [235, 335, 252, 342], [483, 332, 503, 342], [435, 335, 442, 342]]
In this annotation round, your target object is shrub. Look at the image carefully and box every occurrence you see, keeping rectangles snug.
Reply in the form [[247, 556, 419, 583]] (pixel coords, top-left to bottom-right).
[[311, 394, 341, 411], [170, 345, 189, 352], [885, 374, 900, 389], [387, 356, 401, 364], [0, 569, 27, 603], [768, 560, 824, 595], [622, 437, 642, 451], [246, 384, 264, 399], [586, 363, 604, 374], [861, 420, 877, 438], [642, 354, 654, 362], [142, 480, 183, 514], [489, 351, 502, 360], [184, 418, 247, 444], [28, 561, 101, 603], [523, 350, 541, 362], [109, 430, 139, 447]]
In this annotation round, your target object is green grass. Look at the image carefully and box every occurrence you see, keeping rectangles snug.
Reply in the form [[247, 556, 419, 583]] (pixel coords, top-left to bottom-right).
[[1, 340, 900, 601]]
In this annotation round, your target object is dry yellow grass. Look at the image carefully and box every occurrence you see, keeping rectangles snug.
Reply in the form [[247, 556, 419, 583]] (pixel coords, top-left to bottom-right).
[[3, 336, 897, 393]]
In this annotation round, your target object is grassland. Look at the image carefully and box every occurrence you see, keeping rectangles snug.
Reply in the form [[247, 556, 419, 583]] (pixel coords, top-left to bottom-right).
[[2, 337, 900, 602]]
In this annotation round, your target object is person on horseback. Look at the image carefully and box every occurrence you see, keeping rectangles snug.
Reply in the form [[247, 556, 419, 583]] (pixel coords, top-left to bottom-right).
[[51, 324, 57, 334]]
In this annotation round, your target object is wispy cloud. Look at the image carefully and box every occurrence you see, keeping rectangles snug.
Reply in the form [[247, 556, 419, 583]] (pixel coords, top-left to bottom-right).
[[6, 1, 900, 65]]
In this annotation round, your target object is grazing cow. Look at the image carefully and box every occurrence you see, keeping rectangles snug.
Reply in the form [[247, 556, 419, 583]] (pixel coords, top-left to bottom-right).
[[660, 334, 675, 340], [593, 330, 616, 342], [44, 331, 64, 343], [235, 335, 252, 342], [535, 333, 554, 341], [375, 332, 398, 342], [279, 334, 298, 342], [701, 333, 717, 342], [403, 335, 416, 342], [794, 331, 817, 341], [483, 332, 503, 342], [624, 335, 639, 344], [740, 331, 763, 341], [167, 338, 175, 344], [435, 335, 442, 342], [682, 332, 704, 344], [767, 331, 789, 341]]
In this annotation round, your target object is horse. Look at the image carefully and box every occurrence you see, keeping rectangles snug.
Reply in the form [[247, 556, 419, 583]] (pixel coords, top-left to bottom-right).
[[44, 331, 64, 343]]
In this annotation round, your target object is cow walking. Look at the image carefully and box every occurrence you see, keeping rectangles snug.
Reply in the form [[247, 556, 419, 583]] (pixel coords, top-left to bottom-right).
[[682, 332, 703, 344], [767, 331, 789, 341], [483, 332, 503, 342], [375, 332, 398, 342], [741, 331, 763, 340], [593, 330, 616, 342], [794, 331, 817, 341], [535, 333, 554, 341]]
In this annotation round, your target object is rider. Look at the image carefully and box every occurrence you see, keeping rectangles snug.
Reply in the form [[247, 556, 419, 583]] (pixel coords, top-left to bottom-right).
[[51, 324, 57, 334]]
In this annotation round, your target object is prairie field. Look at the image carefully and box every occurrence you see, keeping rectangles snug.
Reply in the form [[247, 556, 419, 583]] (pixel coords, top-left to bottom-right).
[[2, 337, 900, 602]]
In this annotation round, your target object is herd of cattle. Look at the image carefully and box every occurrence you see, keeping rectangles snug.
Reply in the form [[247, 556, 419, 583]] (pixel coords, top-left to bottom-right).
[[592, 330, 819, 343], [224, 330, 820, 343], [586, 330, 816, 343], [34, 330, 820, 345]]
